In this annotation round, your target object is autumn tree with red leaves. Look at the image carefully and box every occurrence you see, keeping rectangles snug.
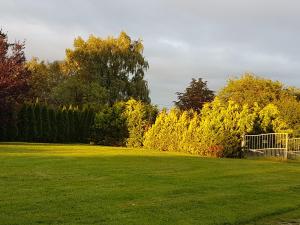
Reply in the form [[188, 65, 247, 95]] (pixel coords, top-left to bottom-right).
[[0, 30, 31, 140]]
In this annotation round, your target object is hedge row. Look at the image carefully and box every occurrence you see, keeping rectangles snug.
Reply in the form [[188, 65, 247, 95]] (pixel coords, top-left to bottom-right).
[[143, 99, 289, 157], [14, 103, 95, 143]]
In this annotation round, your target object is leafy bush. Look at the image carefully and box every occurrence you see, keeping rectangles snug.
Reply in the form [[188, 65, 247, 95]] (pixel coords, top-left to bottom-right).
[[123, 99, 158, 148], [143, 109, 193, 152], [144, 98, 290, 158], [91, 99, 158, 147], [91, 104, 128, 146]]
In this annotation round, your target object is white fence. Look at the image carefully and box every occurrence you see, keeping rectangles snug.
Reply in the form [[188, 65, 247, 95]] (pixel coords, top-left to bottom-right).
[[243, 133, 300, 159], [288, 138, 300, 158]]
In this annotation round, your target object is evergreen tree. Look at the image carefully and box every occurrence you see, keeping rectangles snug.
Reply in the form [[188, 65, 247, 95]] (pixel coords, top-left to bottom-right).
[[56, 109, 64, 143], [0, 110, 6, 141], [48, 108, 57, 142], [34, 103, 43, 141], [27, 104, 37, 141], [68, 107, 75, 142], [86, 108, 95, 142], [143, 108, 184, 151], [41, 105, 51, 142], [17, 104, 29, 141], [73, 109, 80, 142], [62, 108, 70, 142], [6, 110, 18, 141], [81, 108, 89, 142], [123, 99, 158, 148]]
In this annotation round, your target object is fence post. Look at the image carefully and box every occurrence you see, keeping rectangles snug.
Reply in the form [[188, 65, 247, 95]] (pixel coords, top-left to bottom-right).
[[241, 134, 246, 156], [241, 134, 245, 148], [284, 134, 288, 160]]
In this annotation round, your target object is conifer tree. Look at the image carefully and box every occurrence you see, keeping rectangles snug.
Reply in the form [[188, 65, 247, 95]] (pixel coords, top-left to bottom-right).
[[68, 107, 75, 142], [56, 109, 64, 143], [62, 108, 70, 142], [17, 104, 29, 141], [0, 110, 6, 141], [86, 108, 95, 142], [6, 110, 18, 141], [28, 104, 37, 141], [41, 105, 51, 142], [73, 109, 80, 142], [48, 108, 57, 142], [81, 108, 89, 142], [34, 103, 43, 141], [123, 99, 158, 148]]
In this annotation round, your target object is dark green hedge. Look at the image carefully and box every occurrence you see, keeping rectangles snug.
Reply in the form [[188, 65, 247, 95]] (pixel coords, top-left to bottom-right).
[[12, 103, 95, 143]]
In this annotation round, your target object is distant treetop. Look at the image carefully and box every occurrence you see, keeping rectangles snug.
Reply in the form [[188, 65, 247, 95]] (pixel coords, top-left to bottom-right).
[[174, 78, 215, 112]]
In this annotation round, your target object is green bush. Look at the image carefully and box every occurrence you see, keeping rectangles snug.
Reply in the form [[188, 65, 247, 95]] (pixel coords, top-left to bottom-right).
[[91, 104, 128, 146], [90, 99, 157, 147]]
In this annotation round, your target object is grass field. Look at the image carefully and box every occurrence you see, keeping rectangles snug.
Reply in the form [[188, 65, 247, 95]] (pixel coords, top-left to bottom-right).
[[1, 143, 300, 225]]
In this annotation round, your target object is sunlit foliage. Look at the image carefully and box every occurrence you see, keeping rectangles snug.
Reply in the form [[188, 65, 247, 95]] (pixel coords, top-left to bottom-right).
[[64, 31, 150, 105], [123, 99, 158, 147], [218, 73, 300, 135], [144, 98, 289, 157]]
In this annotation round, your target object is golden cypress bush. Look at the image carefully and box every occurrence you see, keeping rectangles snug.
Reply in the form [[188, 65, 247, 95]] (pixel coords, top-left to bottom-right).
[[143, 98, 291, 158]]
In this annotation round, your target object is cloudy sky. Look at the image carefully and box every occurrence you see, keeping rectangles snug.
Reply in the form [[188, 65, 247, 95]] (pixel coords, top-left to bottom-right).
[[1, 0, 300, 107]]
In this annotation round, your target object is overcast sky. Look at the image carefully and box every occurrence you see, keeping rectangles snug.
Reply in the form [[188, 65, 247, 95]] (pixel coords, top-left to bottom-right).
[[1, 0, 300, 107]]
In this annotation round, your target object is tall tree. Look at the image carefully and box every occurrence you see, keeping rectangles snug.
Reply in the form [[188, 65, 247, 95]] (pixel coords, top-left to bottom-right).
[[62, 31, 150, 106], [0, 30, 31, 140], [217, 73, 296, 107], [26, 58, 66, 103], [175, 78, 214, 112], [217, 73, 300, 135], [51, 76, 107, 107]]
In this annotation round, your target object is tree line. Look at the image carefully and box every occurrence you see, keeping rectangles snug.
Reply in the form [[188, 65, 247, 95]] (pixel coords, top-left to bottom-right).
[[0, 30, 154, 145], [0, 27, 158, 146], [2, 29, 300, 158]]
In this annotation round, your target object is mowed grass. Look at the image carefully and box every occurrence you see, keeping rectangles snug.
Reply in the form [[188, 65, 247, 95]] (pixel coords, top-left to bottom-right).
[[0, 143, 300, 225]]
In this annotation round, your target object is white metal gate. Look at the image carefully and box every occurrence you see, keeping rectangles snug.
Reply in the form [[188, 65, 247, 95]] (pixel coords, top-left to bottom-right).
[[243, 133, 300, 159], [243, 133, 289, 159]]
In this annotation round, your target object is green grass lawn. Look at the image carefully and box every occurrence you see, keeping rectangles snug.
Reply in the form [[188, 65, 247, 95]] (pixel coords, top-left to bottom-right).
[[1, 143, 300, 225]]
